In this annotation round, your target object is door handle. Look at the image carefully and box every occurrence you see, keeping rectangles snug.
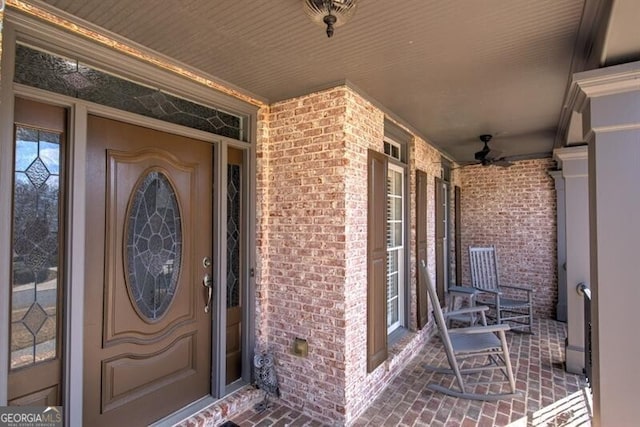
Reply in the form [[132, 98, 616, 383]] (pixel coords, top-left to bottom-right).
[[203, 273, 213, 313]]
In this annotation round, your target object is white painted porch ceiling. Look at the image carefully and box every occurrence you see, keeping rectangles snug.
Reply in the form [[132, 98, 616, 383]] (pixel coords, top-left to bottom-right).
[[39, 0, 591, 162]]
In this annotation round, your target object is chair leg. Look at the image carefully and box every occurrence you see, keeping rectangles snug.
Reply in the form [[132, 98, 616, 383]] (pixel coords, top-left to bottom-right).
[[499, 331, 517, 393], [452, 362, 466, 395]]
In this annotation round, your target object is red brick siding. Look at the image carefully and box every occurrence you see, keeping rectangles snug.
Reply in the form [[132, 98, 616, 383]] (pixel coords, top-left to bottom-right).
[[459, 159, 557, 319], [259, 87, 350, 423], [256, 106, 270, 350], [341, 90, 383, 422], [257, 85, 462, 424]]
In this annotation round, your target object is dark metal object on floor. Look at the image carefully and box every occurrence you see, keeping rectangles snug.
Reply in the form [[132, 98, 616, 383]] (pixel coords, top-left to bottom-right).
[[253, 352, 280, 412]]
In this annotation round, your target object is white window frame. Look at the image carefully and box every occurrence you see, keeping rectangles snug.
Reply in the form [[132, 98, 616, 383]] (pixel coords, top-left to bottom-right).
[[384, 139, 402, 161], [386, 162, 405, 334]]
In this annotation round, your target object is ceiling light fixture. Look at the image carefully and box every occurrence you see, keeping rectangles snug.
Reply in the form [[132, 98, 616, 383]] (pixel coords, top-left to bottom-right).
[[303, 0, 359, 38]]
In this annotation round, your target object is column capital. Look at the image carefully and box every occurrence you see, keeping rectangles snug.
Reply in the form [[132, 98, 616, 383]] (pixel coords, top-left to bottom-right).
[[554, 146, 588, 178], [569, 61, 640, 114], [556, 62, 640, 146], [569, 61, 640, 107]]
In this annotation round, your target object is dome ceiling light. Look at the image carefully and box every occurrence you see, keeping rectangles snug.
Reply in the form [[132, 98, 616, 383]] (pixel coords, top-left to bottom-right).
[[303, 0, 359, 38]]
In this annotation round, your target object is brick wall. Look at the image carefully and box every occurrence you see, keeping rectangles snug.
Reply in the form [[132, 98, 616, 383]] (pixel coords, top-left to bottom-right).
[[259, 87, 350, 422], [257, 85, 449, 424], [458, 159, 557, 318], [255, 106, 270, 350], [342, 89, 384, 422]]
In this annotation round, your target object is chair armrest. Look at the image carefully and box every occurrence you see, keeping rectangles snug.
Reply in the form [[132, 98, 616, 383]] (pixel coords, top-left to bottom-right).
[[500, 284, 532, 293], [473, 287, 501, 295], [449, 324, 511, 335], [448, 286, 481, 295], [444, 306, 489, 318]]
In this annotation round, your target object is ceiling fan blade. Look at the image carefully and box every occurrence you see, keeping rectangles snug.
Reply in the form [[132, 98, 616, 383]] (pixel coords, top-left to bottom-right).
[[457, 160, 481, 166], [485, 148, 504, 160], [492, 158, 513, 167]]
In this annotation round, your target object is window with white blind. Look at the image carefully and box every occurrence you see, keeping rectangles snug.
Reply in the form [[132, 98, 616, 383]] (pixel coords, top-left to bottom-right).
[[386, 163, 405, 333], [366, 128, 409, 371]]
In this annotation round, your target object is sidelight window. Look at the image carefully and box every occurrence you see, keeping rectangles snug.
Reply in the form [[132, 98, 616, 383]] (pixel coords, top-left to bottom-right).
[[10, 125, 63, 369]]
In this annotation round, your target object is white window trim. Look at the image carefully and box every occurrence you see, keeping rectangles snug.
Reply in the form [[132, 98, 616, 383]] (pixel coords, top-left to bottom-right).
[[386, 162, 405, 334], [384, 139, 402, 161]]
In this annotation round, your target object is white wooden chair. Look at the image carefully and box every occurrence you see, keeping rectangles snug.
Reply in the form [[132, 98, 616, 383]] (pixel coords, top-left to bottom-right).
[[419, 260, 519, 400], [469, 246, 534, 333]]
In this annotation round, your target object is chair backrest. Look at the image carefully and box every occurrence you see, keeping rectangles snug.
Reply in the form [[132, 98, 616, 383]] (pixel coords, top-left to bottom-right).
[[419, 260, 457, 367], [469, 246, 500, 291]]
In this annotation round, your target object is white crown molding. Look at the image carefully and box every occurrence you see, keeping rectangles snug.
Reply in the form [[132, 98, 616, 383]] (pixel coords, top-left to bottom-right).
[[553, 0, 612, 149], [555, 60, 640, 148]]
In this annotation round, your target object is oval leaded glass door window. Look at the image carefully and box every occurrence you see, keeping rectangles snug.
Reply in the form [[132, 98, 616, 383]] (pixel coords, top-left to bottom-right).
[[125, 170, 182, 322]]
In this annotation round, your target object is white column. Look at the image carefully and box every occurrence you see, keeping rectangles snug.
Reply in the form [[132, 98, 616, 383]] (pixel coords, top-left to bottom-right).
[[573, 61, 640, 427], [548, 170, 567, 322], [553, 147, 589, 374]]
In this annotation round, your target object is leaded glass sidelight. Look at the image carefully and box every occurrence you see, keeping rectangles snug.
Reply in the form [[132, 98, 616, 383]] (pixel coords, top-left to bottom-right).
[[125, 171, 182, 321], [227, 164, 241, 308], [11, 126, 62, 370]]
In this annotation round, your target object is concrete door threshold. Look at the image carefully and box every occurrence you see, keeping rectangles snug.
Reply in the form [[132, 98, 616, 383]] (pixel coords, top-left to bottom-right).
[[163, 385, 263, 427]]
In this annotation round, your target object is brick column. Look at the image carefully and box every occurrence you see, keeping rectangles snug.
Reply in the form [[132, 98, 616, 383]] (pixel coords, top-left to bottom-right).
[[264, 87, 351, 423], [572, 61, 640, 427], [553, 147, 588, 374]]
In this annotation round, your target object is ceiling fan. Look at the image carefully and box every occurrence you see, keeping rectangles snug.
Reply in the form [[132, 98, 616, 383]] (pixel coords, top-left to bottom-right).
[[469, 134, 513, 167]]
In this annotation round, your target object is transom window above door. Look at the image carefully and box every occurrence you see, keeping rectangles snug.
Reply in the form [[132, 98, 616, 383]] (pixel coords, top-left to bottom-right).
[[14, 44, 246, 140]]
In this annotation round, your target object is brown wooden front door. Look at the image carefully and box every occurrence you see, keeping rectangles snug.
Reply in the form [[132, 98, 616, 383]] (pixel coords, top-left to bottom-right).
[[84, 116, 213, 426]]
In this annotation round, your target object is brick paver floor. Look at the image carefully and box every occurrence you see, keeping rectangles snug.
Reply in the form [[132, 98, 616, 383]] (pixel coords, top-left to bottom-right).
[[225, 319, 590, 426]]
